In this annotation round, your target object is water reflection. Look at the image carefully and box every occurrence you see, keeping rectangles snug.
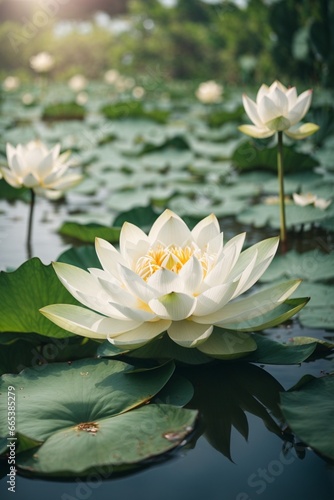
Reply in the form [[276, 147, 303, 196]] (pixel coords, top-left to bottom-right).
[[183, 362, 284, 460]]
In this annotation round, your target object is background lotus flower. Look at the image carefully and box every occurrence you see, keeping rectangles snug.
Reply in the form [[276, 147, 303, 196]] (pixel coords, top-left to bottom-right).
[[196, 80, 223, 104], [41, 210, 302, 353], [1, 140, 82, 257], [29, 52, 55, 73], [1, 140, 82, 199], [68, 74, 87, 93], [2, 76, 20, 91], [239, 80, 319, 139], [239, 81, 319, 247], [293, 192, 331, 210], [104, 69, 120, 84]]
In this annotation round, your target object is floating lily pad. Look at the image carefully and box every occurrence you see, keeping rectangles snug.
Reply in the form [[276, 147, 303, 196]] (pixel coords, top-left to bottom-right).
[[260, 250, 334, 283], [0, 179, 30, 201], [57, 245, 101, 269], [197, 330, 257, 359], [112, 205, 160, 230], [244, 333, 317, 364], [237, 203, 328, 229], [58, 222, 120, 244], [101, 101, 169, 124], [42, 102, 85, 121], [232, 141, 318, 172], [0, 258, 79, 338], [280, 375, 334, 460], [295, 282, 334, 330], [0, 358, 197, 476], [98, 334, 212, 365]]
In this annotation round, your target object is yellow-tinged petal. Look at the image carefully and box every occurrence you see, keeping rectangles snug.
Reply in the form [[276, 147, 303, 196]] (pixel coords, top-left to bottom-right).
[[108, 320, 171, 349], [193, 280, 301, 326], [40, 304, 140, 338], [167, 321, 213, 348], [284, 123, 319, 140], [238, 125, 275, 139]]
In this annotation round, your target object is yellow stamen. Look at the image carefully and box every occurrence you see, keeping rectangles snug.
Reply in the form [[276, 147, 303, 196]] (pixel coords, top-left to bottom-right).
[[135, 244, 214, 281]]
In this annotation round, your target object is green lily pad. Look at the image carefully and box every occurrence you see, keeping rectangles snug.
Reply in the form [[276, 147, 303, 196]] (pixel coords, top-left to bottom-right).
[[113, 205, 160, 231], [17, 404, 197, 476], [42, 102, 85, 121], [237, 203, 328, 229], [101, 101, 169, 124], [0, 258, 79, 338], [197, 330, 257, 360], [0, 358, 197, 475], [280, 375, 334, 460], [260, 250, 334, 283], [98, 334, 212, 365], [57, 245, 101, 269], [244, 334, 317, 364], [0, 179, 30, 201], [0, 358, 175, 441], [206, 106, 245, 128], [58, 222, 120, 244], [232, 141, 318, 172], [296, 282, 334, 330]]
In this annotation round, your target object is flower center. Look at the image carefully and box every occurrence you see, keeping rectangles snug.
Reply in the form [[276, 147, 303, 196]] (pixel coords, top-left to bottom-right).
[[135, 244, 213, 280]]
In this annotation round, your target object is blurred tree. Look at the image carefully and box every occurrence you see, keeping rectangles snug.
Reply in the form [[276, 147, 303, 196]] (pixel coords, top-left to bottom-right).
[[269, 0, 334, 87]]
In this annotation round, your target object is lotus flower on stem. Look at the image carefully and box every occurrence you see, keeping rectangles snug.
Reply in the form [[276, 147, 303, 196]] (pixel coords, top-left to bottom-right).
[[41, 210, 307, 359], [0, 140, 82, 257], [239, 81, 319, 248]]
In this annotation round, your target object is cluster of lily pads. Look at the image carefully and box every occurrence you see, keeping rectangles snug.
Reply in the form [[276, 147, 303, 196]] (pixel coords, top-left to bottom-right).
[[0, 78, 333, 477]]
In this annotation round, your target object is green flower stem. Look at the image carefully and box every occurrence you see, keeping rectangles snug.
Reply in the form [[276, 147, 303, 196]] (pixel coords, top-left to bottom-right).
[[26, 189, 35, 259], [277, 131, 287, 249]]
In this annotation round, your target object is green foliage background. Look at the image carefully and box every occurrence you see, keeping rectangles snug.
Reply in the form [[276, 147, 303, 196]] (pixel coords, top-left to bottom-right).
[[0, 0, 333, 87]]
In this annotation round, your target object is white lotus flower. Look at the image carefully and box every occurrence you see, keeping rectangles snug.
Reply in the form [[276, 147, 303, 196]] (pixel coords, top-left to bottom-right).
[[2, 76, 20, 91], [196, 80, 223, 104], [293, 192, 331, 210], [29, 52, 55, 73], [68, 74, 87, 93], [104, 69, 120, 84], [41, 210, 301, 350], [76, 91, 88, 105], [1, 140, 82, 199], [239, 80, 319, 139], [292, 192, 317, 207]]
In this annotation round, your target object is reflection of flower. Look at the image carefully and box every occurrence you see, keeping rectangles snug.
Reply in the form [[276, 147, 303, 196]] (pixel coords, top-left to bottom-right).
[[41, 210, 300, 350], [2, 76, 20, 91], [68, 74, 87, 92], [293, 192, 331, 210], [239, 81, 319, 139], [29, 52, 55, 73], [196, 80, 223, 104], [1, 140, 82, 200]]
